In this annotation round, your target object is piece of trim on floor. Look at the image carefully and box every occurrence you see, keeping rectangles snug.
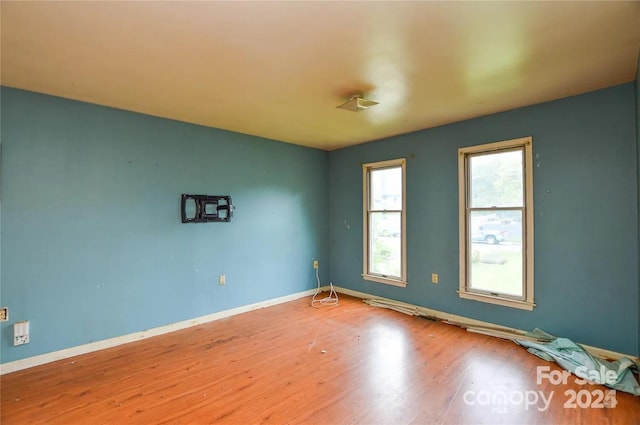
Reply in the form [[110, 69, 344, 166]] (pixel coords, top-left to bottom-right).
[[333, 286, 639, 363], [0, 287, 325, 375]]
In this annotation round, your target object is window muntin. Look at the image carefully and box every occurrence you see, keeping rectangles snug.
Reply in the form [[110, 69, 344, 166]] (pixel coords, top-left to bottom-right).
[[459, 138, 534, 310], [363, 159, 406, 287]]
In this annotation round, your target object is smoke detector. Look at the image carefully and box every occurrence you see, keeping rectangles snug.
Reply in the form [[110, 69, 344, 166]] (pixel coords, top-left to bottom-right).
[[336, 94, 379, 112]]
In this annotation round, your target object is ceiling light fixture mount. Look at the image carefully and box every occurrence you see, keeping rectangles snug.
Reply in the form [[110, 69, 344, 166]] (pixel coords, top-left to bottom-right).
[[336, 94, 379, 112]]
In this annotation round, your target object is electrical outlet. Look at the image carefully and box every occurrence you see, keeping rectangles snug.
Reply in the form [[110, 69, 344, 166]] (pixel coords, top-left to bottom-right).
[[0, 307, 8, 322], [219, 274, 226, 285], [14, 321, 29, 346], [431, 273, 439, 284], [14, 335, 29, 345], [313, 260, 319, 269]]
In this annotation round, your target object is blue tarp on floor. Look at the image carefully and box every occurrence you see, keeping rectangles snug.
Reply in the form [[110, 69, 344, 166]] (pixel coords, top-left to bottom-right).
[[517, 329, 640, 396]]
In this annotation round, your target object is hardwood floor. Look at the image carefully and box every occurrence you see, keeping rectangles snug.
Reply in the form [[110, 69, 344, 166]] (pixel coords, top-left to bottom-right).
[[1, 294, 639, 424]]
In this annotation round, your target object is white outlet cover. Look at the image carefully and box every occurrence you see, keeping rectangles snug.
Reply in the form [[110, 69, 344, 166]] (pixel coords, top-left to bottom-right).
[[14, 320, 30, 346]]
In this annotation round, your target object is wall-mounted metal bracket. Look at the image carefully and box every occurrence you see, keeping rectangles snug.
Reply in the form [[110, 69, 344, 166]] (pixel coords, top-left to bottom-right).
[[181, 194, 234, 223]]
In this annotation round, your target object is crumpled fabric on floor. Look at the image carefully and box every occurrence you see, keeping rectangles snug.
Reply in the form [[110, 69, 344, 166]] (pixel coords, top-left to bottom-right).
[[516, 329, 640, 396]]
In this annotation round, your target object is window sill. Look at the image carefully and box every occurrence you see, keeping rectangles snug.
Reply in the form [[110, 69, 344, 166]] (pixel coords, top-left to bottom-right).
[[363, 274, 407, 288], [458, 291, 534, 311]]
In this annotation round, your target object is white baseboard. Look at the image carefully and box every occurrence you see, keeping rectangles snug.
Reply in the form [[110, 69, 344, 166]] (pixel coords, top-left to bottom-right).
[[333, 286, 639, 363], [0, 288, 321, 375], [3, 285, 634, 375]]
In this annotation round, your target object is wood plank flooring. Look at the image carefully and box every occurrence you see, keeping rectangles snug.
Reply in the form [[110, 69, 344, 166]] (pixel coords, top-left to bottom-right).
[[1, 294, 639, 424]]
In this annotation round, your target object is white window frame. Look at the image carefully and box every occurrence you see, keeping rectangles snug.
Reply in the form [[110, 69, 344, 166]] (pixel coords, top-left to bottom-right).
[[362, 158, 407, 287], [458, 137, 534, 310]]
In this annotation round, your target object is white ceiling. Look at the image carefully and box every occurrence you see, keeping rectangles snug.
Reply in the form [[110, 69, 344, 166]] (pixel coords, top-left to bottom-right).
[[1, 1, 639, 151]]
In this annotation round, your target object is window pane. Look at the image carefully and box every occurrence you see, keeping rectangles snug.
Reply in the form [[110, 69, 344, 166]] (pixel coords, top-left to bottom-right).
[[468, 210, 523, 297], [370, 167, 402, 210], [470, 150, 523, 208], [369, 212, 401, 278]]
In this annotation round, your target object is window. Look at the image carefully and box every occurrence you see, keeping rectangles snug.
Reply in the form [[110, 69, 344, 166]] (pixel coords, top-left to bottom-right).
[[458, 137, 534, 310], [363, 158, 406, 287]]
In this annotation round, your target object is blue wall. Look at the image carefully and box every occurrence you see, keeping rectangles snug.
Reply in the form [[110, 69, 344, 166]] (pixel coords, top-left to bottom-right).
[[329, 83, 639, 356], [0, 88, 329, 363]]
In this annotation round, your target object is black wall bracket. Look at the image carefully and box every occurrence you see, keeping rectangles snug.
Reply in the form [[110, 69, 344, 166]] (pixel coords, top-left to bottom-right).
[[181, 194, 234, 223]]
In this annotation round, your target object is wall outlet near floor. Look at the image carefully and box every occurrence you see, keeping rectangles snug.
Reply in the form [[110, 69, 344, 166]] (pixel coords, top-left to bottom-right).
[[431, 273, 439, 284], [219, 274, 226, 285], [313, 260, 319, 269], [14, 320, 30, 346], [0, 307, 8, 321]]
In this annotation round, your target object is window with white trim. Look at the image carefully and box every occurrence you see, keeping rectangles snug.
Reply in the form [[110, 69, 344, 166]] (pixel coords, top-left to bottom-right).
[[363, 158, 406, 287], [458, 137, 534, 310]]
